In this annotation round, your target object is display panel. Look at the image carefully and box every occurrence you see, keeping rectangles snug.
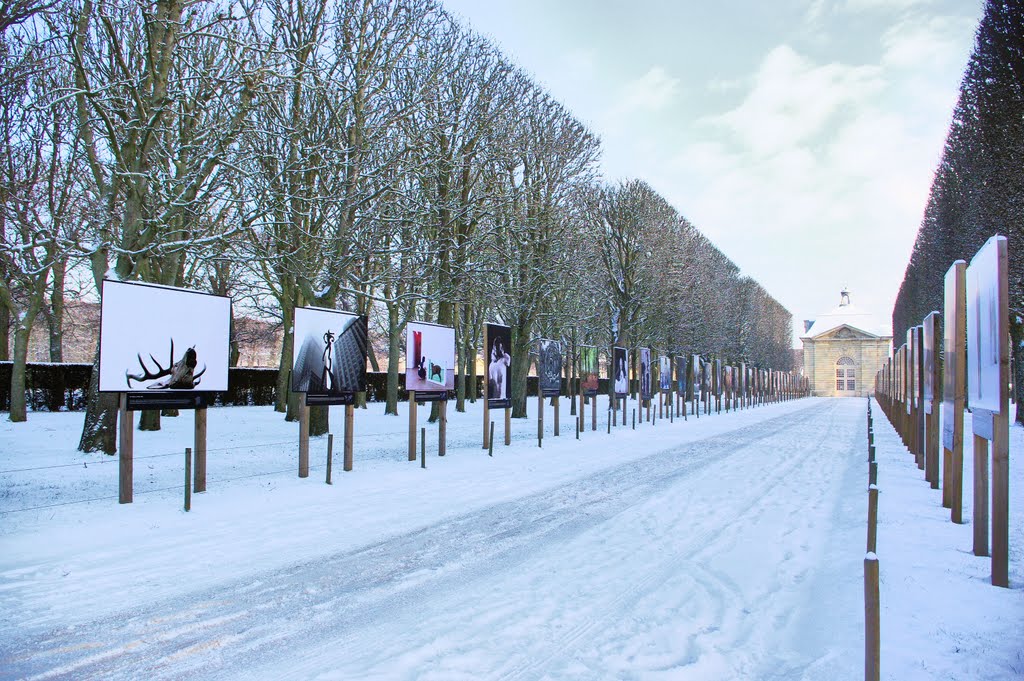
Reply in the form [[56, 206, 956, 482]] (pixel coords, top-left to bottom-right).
[[639, 348, 652, 400], [612, 346, 628, 397], [659, 355, 672, 392], [676, 356, 687, 397], [99, 280, 230, 393], [942, 262, 965, 450], [406, 321, 456, 394], [580, 345, 599, 397], [486, 323, 512, 409], [538, 339, 562, 397], [292, 307, 368, 402], [966, 237, 1004, 413]]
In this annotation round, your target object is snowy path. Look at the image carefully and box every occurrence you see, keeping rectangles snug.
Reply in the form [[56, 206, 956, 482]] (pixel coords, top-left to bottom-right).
[[1, 398, 867, 680]]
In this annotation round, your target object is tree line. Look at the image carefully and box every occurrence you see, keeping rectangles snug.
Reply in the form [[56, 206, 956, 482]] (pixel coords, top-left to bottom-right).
[[0, 0, 794, 451], [891, 0, 1023, 420]]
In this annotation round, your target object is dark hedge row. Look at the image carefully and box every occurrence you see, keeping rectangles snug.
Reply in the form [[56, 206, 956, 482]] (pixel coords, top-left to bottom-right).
[[891, 0, 1024, 420], [0, 362, 610, 412]]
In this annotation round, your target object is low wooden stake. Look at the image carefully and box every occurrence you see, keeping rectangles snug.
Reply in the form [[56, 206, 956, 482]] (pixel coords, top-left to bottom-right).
[[864, 554, 880, 681], [867, 485, 879, 553], [184, 447, 192, 512], [421, 427, 426, 468], [488, 422, 495, 457], [326, 433, 334, 484], [344, 404, 354, 471]]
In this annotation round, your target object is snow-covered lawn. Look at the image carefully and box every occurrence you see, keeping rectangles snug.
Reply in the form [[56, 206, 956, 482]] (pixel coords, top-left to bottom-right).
[[0, 396, 1020, 679]]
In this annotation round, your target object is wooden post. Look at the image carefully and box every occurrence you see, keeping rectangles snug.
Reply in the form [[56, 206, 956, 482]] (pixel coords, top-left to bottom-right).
[[505, 406, 511, 446], [118, 393, 133, 504], [867, 485, 878, 553], [622, 396, 626, 426], [632, 409, 635, 430], [184, 447, 192, 512], [439, 400, 447, 456], [194, 406, 207, 493], [298, 393, 309, 478], [482, 326, 489, 450], [576, 415, 579, 439], [421, 426, 426, 468], [591, 393, 597, 431], [408, 392, 417, 462], [344, 404, 354, 471], [612, 398, 617, 426], [974, 435, 990, 557], [488, 421, 494, 457], [992, 411, 1009, 587], [326, 433, 334, 484], [944, 261, 966, 523], [554, 397, 559, 436], [537, 390, 543, 447], [864, 554, 880, 681]]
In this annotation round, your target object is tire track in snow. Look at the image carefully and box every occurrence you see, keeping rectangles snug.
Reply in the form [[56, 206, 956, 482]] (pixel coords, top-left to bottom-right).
[[492, 400, 847, 680], [1, 400, 837, 680]]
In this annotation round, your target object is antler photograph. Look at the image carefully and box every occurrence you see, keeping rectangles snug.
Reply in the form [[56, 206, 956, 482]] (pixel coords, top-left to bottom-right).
[[98, 280, 231, 393]]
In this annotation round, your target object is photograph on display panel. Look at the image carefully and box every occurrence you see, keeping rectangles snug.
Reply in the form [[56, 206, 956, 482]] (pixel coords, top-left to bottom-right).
[[406, 321, 456, 394], [692, 355, 702, 398], [613, 346, 628, 397], [942, 263, 964, 450], [639, 348, 652, 399], [538, 339, 562, 397], [659, 355, 672, 392], [291, 307, 368, 399], [675, 356, 687, 397], [922, 313, 937, 406], [580, 345, 599, 396], [99, 280, 231, 393], [487, 323, 512, 409], [724, 365, 734, 395], [966, 236, 1005, 414]]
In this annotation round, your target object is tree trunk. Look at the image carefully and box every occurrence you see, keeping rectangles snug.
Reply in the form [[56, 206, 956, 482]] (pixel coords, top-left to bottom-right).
[[455, 303, 466, 412], [385, 303, 401, 415], [8, 315, 37, 422], [510, 323, 532, 418], [78, 347, 119, 453], [276, 305, 294, 414], [310, 404, 328, 436], [48, 259, 66, 363], [229, 310, 240, 367], [0, 304, 8, 361], [139, 409, 160, 430]]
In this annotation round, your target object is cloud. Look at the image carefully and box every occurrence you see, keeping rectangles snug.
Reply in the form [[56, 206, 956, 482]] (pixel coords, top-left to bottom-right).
[[618, 66, 681, 114], [709, 45, 885, 156]]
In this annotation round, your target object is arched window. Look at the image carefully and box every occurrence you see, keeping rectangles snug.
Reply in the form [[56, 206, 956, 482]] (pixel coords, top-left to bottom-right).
[[836, 356, 856, 392]]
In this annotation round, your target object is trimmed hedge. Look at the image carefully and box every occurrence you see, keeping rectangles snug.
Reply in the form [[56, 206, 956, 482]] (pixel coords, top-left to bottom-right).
[[0, 362, 613, 412]]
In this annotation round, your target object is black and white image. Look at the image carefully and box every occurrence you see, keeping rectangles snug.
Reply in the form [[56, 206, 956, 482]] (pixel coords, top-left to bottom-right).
[[613, 346, 628, 397], [291, 307, 367, 399], [406, 322, 456, 393], [639, 347, 652, 400], [676, 356, 687, 398], [966, 236, 1004, 413], [99, 280, 230, 392], [538, 339, 562, 397], [487, 323, 512, 409]]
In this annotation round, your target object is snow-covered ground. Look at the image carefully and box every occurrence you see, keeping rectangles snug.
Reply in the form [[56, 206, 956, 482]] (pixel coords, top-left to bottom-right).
[[0, 396, 1020, 679]]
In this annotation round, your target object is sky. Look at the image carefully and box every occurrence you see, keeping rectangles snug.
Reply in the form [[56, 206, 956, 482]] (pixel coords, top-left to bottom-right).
[[440, 0, 985, 347]]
